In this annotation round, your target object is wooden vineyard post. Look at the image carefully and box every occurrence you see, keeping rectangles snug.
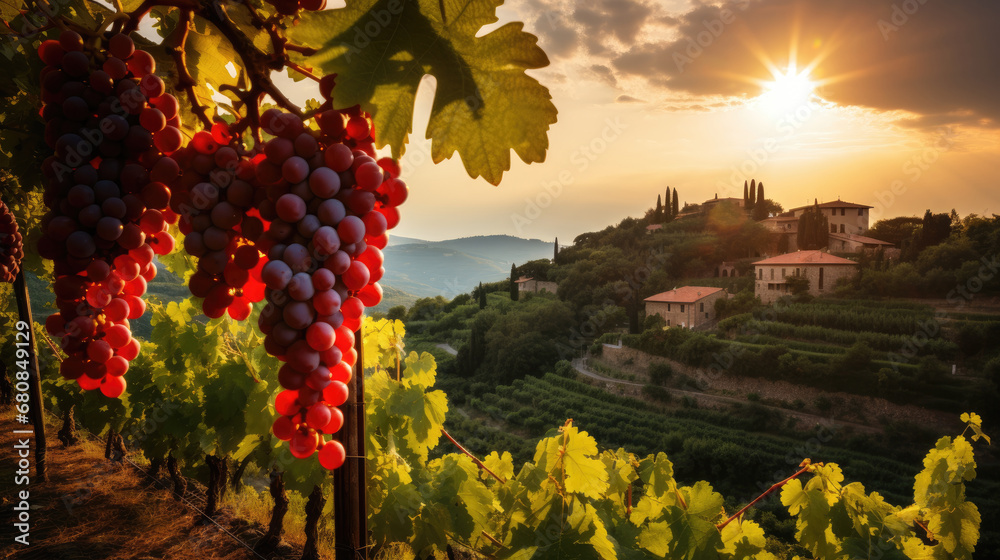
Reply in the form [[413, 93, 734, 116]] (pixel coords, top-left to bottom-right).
[[334, 327, 368, 559], [13, 270, 48, 482]]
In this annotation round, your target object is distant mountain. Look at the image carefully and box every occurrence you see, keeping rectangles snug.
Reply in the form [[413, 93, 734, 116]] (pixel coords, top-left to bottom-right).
[[381, 235, 554, 298]]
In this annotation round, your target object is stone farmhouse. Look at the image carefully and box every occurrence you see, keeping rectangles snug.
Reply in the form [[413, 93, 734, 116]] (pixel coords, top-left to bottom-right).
[[753, 250, 858, 304], [644, 286, 726, 329]]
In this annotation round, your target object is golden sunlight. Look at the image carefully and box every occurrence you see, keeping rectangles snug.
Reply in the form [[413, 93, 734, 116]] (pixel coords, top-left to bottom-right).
[[755, 64, 817, 115]]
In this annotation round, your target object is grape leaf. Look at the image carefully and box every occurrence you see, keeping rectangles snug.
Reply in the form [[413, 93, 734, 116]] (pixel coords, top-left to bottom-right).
[[638, 452, 676, 496], [928, 501, 980, 560], [533, 424, 608, 501], [0, 1, 25, 24], [637, 520, 672, 557], [286, 0, 557, 185], [720, 518, 769, 559], [484, 450, 515, 482]]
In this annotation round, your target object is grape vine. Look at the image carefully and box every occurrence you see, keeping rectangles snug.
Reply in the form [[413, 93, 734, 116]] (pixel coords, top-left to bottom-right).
[[0, 198, 23, 282], [36, 30, 178, 398]]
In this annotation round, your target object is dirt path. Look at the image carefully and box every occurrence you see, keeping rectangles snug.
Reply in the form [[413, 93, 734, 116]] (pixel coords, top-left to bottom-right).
[[0, 411, 304, 560], [436, 343, 458, 356], [571, 358, 879, 434]]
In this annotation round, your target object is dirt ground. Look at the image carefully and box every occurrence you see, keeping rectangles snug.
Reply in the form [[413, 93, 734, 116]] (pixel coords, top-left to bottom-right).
[[0, 410, 301, 560]]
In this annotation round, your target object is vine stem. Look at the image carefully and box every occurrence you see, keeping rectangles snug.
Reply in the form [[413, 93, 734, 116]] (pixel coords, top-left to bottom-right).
[[164, 9, 213, 129], [440, 428, 506, 483], [286, 60, 321, 82], [716, 461, 813, 531]]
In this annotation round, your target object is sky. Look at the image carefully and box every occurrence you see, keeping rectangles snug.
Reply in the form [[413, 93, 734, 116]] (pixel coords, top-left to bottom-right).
[[319, 0, 1000, 243]]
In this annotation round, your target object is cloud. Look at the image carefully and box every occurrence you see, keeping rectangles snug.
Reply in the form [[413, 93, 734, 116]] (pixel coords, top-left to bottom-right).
[[588, 64, 618, 86], [525, 0, 1000, 129], [616, 94, 645, 103]]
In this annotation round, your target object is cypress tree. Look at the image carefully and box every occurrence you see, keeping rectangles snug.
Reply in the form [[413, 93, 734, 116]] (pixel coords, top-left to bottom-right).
[[748, 179, 756, 207], [665, 187, 671, 220], [655, 194, 663, 222], [671, 189, 679, 217], [743, 180, 748, 206], [478, 282, 486, 309], [553, 237, 559, 262], [757, 181, 764, 207], [510, 263, 519, 301]]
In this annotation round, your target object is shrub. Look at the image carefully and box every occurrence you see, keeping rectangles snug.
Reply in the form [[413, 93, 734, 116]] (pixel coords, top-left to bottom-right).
[[648, 362, 674, 385], [554, 360, 576, 378], [643, 313, 666, 332], [642, 384, 672, 403], [814, 396, 833, 414]]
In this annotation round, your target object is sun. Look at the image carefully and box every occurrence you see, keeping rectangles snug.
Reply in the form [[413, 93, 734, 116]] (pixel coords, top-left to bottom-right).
[[755, 65, 817, 115]]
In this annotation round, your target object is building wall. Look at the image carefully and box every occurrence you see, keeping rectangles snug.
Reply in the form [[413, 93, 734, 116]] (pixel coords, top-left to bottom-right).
[[754, 264, 857, 304], [792, 207, 869, 234], [645, 291, 726, 328], [519, 280, 559, 294], [829, 237, 863, 253]]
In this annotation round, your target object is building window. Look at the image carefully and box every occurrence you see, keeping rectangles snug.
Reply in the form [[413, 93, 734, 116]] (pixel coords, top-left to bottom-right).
[[819, 267, 824, 290], [795, 268, 800, 276], [841, 208, 846, 216], [770, 268, 774, 280], [680, 304, 685, 312], [667, 320, 670, 326], [667, 304, 671, 312], [858, 208, 864, 216], [830, 224, 837, 233], [700, 302, 704, 312], [705, 312, 709, 318], [759, 269, 763, 280], [781, 268, 786, 278], [840, 224, 845, 233]]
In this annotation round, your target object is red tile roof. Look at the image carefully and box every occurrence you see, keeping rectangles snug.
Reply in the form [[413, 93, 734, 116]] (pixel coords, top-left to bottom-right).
[[829, 233, 894, 246], [514, 276, 533, 283], [646, 224, 663, 231], [644, 286, 725, 303], [753, 250, 857, 266], [790, 200, 873, 212]]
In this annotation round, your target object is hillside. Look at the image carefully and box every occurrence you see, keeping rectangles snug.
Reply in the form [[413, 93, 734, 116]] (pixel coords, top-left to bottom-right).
[[381, 235, 553, 298]]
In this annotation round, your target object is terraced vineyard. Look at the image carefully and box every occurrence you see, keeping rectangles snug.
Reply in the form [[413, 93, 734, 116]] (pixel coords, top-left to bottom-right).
[[452, 371, 1000, 549]]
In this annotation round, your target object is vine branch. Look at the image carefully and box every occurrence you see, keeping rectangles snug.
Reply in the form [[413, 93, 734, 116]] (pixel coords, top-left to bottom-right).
[[716, 460, 813, 531], [440, 428, 506, 483], [164, 8, 213, 129]]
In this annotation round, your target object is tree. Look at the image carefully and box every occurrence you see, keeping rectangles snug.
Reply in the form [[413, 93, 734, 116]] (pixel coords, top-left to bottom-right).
[[664, 187, 673, 221], [386, 306, 407, 321], [868, 216, 922, 246], [671, 188, 679, 217], [654, 195, 663, 222], [510, 263, 519, 301], [553, 237, 559, 262], [785, 274, 810, 295], [921, 209, 952, 248], [752, 198, 782, 221], [777, 233, 790, 254], [748, 179, 756, 208], [743, 180, 749, 206], [757, 181, 764, 208], [478, 282, 487, 309], [797, 203, 830, 250]]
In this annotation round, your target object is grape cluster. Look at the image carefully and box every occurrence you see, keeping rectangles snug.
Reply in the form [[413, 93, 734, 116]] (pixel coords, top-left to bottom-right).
[[0, 199, 24, 283], [265, 0, 326, 16], [36, 30, 179, 398], [255, 103, 406, 470], [167, 124, 269, 319]]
